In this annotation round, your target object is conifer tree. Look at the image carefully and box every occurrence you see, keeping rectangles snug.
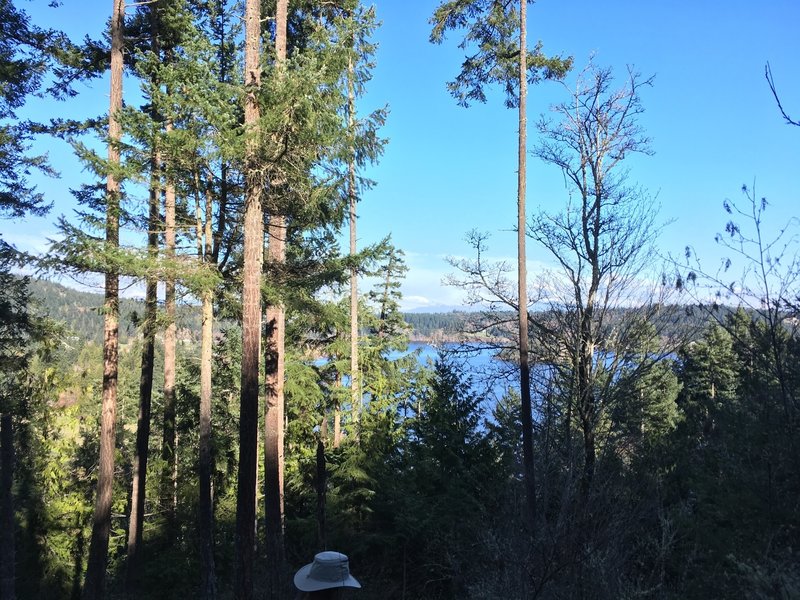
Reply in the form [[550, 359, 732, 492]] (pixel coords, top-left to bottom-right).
[[677, 323, 739, 441], [259, 3, 386, 593], [263, 3, 289, 596], [186, 3, 241, 594], [0, 247, 44, 600], [125, 1, 162, 586], [82, 0, 125, 596], [0, 1, 55, 221], [530, 64, 661, 498], [0, 252, 58, 600], [430, 0, 571, 528], [1, 3, 108, 595], [343, 4, 384, 433], [0, 11, 58, 592], [161, 129, 179, 541], [0, 410, 12, 600], [234, 0, 263, 596], [347, 51, 360, 434]]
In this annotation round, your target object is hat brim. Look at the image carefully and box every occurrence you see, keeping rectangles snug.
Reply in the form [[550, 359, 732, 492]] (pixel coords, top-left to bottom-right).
[[293, 563, 362, 592]]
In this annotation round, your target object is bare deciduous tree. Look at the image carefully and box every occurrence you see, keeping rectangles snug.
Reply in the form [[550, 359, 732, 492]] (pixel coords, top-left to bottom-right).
[[531, 63, 671, 498]]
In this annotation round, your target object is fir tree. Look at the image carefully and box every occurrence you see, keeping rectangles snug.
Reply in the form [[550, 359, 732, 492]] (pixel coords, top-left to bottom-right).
[[233, 0, 263, 597], [81, 1, 125, 597], [431, 0, 571, 528]]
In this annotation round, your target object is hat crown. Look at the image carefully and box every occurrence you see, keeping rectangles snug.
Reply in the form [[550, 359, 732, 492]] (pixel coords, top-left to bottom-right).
[[308, 551, 351, 584], [294, 550, 360, 591]]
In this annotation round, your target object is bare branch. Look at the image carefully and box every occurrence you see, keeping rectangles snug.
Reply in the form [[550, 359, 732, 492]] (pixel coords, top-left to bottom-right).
[[765, 62, 800, 127]]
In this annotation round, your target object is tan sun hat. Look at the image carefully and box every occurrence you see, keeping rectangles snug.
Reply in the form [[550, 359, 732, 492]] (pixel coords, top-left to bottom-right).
[[293, 551, 361, 592]]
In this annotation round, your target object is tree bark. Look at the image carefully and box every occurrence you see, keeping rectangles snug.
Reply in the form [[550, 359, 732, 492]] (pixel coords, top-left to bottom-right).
[[234, 0, 263, 596], [126, 6, 161, 580], [82, 1, 123, 596], [1, 413, 15, 600], [161, 132, 178, 543], [517, 0, 537, 529], [264, 2, 288, 598], [199, 287, 217, 597], [348, 54, 360, 433], [125, 153, 159, 590], [199, 181, 217, 599], [264, 290, 286, 597]]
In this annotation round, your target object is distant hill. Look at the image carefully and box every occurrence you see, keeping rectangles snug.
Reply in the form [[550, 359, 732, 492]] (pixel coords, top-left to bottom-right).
[[26, 277, 728, 347], [27, 278, 202, 344], [28, 279, 479, 345], [401, 311, 470, 338], [403, 304, 730, 345], [403, 304, 482, 314]]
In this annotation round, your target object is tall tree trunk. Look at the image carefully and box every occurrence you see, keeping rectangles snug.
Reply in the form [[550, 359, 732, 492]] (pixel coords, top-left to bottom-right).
[[125, 152, 159, 591], [264, 2, 288, 598], [263, 250, 286, 598], [0, 413, 15, 600], [161, 135, 178, 543], [83, 1, 124, 597], [234, 0, 262, 596], [517, 0, 537, 529], [126, 7, 161, 582], [347, 54, 360, 434], [198, 178, 217, 599]]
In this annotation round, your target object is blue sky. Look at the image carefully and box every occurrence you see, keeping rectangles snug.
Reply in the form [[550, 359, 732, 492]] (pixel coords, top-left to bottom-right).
[[7, 0, 800, 310]]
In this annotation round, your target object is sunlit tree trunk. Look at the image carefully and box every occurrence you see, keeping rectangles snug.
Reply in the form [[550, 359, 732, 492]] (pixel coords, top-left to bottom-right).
[[264, 3, 288, 596], [82, 1, 124, 597], [333, 375, 342, 449], [516, 0, 537, 530], [161, 131, 178, 542], [234, 0, 263, 596], [347, 54, 360, 434]]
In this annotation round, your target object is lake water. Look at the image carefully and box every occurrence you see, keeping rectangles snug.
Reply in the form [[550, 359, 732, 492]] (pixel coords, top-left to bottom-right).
[[395, 342, 516, 403], [316, 342, 519, 410]]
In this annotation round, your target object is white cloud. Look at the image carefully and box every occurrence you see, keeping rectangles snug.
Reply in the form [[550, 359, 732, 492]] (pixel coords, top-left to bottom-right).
[[399, 252, 468, 311], [2, 229, 57, 254]]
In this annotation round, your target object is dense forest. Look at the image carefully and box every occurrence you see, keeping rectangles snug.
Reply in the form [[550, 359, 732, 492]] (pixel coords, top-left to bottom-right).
[[1, 1, 799, 599]]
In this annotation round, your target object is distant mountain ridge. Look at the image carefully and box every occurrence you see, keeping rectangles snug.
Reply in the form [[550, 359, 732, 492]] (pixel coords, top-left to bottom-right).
[[27, 278, 484, 345], [26, 277, 721, 347]]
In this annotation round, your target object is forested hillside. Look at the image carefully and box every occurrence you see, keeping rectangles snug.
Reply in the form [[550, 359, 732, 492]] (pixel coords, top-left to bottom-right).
[[402, 311, 468, 339], [26, 280, 718, 346], [28, 278, 467, 343], [1, 1, 798, 599], [28, 279, 204, 344]]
